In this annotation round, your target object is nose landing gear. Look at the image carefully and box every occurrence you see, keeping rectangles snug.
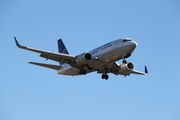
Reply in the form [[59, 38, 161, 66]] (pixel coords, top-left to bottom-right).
[[122, 59, 127, 63], [122, 53, 131, 63]]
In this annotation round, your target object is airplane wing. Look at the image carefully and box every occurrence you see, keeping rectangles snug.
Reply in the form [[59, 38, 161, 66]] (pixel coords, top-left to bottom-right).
[[131, 66, 148, 75], [14, 37, 76, 63], [98, 62, 148, 76], [29, 62, 61, 70]]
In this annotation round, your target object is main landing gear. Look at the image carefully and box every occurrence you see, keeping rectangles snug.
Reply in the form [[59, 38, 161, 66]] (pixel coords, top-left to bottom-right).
[[101, 74, 109, 80], [79, 69, 86, 75], [79, 64, 93, 75]]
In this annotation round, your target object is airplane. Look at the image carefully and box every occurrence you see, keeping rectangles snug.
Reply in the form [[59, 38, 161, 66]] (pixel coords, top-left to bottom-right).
[[14, 37, 148, 80]]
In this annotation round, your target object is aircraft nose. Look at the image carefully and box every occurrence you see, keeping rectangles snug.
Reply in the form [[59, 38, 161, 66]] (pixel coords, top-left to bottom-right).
[[133, 41, 138, 47], [131, 41, 138, 49]]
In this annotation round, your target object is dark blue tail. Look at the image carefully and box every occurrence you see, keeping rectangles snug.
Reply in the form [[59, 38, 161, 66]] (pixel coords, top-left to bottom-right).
[[57, 39, 69, 54]]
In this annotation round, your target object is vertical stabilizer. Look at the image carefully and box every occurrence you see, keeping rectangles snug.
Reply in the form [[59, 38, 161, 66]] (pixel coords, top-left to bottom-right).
[[57, 39, 69, 54]]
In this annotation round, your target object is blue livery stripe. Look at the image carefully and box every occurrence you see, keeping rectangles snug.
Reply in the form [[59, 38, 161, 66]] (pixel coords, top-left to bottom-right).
[[57, 39, 69, 54]]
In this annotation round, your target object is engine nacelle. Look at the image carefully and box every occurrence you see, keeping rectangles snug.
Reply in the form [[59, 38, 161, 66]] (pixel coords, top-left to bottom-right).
[[76, 52, 92, 65], [118, 62, 134, 75]]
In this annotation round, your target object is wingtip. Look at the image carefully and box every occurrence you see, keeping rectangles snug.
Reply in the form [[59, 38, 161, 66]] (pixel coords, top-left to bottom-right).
[[14, 37, 27, 49], [14, 37, 20, 46], [145, 66, 148, 74]]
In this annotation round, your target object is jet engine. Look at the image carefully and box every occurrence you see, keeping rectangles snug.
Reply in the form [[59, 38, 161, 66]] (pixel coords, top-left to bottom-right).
[[118, 62, 134, 75], [76, 52, 92, 65]]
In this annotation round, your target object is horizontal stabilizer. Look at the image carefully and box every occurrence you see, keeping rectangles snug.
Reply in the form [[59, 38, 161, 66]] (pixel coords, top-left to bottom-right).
[[29, 62, 61, 70]]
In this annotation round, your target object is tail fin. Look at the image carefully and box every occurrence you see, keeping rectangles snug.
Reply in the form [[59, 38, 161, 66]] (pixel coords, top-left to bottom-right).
[[57, 39, 69, 54]]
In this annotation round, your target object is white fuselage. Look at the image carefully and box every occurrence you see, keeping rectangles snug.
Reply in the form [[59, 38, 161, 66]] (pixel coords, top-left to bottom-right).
[[57, 38, 137, 76]]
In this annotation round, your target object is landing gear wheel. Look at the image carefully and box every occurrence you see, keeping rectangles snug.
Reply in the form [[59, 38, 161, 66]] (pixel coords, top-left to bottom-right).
[[101, 74, 109, 80], [82, 70, 86, 75], [101, 74, 105, 79], [122, 59, 127, 63], [105, 75, 109, 80], [79, 70, 86, 75]]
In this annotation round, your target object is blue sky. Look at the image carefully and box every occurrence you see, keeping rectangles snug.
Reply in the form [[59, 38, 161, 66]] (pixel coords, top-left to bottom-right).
[[1, 0, 180, 120]]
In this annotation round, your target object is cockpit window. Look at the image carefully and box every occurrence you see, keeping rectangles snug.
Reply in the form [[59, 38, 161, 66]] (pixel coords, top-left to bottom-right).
[[122, 39, 132, 42]]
